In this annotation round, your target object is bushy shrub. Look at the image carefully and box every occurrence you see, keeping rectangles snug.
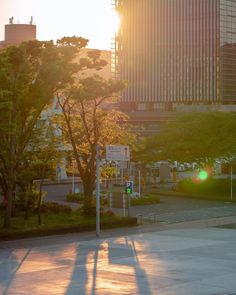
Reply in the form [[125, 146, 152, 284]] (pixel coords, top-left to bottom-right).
[[80, 197, 96, 217], [66, 192, 108, 207], [102, 210, 115, 217], [40, 202, 72, 214], [176, 178, 236, 195], [100, 192, 108, 206], [15, 190, 39, 212], [66, 193, 84, 203], [80, 196, 106, 217], [131, 194, 160, 206]]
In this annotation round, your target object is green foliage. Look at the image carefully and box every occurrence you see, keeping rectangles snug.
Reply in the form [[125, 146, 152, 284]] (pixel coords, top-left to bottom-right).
[[0, 211, 137, 240], [66, 192, 107, 205], [66, 193, 84, 203], [176, 178, 236, 199], [138, 112, 236, 165], [100, 166, 118, 180], [15, 190, 39, 213], [159, 112, 236, 163], [81, 198, 97, 217], [131, 194, 160, 206], [80, 195, 107, 217], [0, 37, 91, 228], [18, 158, 55, 190], [40, 202, 72, 214], [54, 59, 134, 205]]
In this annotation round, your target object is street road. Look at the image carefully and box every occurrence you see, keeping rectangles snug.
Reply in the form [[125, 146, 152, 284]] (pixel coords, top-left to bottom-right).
[[42, 182, 236, 225]]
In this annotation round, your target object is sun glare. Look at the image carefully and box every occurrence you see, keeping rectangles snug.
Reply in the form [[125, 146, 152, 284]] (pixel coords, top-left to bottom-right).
[[109, 10, 120, 35], [0, 0, 121, 50]]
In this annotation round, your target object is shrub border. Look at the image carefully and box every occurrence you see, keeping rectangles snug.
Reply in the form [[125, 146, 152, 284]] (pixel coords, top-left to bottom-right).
[[0, 217, 137, 241]]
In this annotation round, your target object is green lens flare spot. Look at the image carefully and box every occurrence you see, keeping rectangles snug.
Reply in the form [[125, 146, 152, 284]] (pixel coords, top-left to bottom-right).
[[198, 170, 208, 181]]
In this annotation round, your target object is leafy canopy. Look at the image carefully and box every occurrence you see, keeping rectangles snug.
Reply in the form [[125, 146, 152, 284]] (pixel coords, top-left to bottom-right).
[[137, 112, 236, 164]]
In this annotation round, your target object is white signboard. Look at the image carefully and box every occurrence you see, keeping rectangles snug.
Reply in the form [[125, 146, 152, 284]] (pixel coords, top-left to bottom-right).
[[106, 145, 130, 161]]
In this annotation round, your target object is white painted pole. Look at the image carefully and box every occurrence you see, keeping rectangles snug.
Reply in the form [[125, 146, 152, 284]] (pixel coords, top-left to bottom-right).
[[72, 161, 75, 194], [123, 193, 126, 216], [230, 165, 233, 202], [138, 170, 141, 198], [121, 164, 124, 184], [96, 145, 100, 237]]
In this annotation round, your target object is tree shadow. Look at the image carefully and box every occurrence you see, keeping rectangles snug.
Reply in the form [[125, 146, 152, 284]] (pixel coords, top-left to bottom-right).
[[0, 249, 31, 295], [65, 242, 101, 295], [65, 236, 152, 295], [108, 237, 152, 295]]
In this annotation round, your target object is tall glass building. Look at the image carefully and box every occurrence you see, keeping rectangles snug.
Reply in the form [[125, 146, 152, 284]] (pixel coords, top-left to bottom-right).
[[114, 0, 236, 112]]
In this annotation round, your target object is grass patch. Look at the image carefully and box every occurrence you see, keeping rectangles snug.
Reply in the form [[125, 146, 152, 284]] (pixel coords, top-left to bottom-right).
[[215, 223, 236, 229], [66, 193, 108, 205], [0, 210, 137, 241], [131, 194, 160, 206], [175, 178, 236, 201]]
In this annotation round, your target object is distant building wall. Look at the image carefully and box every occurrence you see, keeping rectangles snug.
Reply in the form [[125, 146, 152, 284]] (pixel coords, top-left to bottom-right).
[[0, 23, 36, 49], [5, 24, 36, 43], [116, 0, 236, 110]]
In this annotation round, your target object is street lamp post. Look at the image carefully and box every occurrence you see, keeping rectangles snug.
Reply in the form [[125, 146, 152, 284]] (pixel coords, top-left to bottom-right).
[[230, 165, 233, 202], [96, 145, 100, 237]]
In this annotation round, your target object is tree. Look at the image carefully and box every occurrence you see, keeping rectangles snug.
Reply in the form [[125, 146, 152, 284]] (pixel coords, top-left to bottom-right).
[[0, 37, 87, 228], [141, 112, 236, 166], [54, 74, 134, 215], [16, 126, 59, 225]]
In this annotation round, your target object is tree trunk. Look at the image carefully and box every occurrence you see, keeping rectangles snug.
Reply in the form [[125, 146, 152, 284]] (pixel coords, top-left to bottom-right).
[[83, 178, 94, 197], [37, 182, 43, 226], [4, 186, 13, 228], [82, 174, 96, 216], [24, 191, 29, 226], [4, 119, 16, 228]]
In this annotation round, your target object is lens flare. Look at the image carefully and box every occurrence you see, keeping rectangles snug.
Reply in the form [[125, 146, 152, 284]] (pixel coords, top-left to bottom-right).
[[198, 170, 208, 181]]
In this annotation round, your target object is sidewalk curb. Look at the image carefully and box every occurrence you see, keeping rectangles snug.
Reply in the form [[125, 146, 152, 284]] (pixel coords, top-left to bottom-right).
[[152, 190, 236, 202], [0, 215, 235, 249]]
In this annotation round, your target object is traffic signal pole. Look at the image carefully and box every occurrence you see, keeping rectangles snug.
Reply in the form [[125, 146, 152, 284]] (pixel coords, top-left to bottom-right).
[[125, 180, 133, 217]]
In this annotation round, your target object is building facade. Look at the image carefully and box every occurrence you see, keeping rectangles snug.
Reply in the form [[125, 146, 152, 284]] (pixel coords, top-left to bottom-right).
[[114, 0, 236, 112]]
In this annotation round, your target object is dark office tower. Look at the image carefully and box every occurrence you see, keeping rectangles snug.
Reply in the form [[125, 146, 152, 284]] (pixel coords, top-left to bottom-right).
[[114, 0, 236, 112]]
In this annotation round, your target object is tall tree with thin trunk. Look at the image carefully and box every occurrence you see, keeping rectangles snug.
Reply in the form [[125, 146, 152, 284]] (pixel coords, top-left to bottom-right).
[[0, 37, 87, 228], [54, 74, 133, 214]]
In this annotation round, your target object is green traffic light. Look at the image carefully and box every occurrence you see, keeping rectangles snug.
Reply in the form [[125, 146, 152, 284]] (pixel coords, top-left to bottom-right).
[[198, 170, 208, 181]]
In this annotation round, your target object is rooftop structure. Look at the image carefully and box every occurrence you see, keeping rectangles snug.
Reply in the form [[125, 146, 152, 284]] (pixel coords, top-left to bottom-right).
[[0, 17, 36, 49]]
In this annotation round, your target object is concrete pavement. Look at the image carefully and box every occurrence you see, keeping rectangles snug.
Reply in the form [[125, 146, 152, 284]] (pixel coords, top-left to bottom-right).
[[113, 195, 236, 224], [1, 218, 236, 295]]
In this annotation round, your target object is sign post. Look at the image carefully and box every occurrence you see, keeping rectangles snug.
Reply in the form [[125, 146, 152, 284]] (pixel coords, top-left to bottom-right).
[[138, 170, 141, 198], [125, 180, 133, 195], [230, 165, 233, 202], [106, 145, 130, 161], [125, 181, 133, 216], [106, 145, 131, 216], [96, 145, 100, 237]]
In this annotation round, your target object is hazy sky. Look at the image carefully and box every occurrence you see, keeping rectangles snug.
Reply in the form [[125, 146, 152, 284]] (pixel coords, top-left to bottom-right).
[[0, 0, 118, 49]]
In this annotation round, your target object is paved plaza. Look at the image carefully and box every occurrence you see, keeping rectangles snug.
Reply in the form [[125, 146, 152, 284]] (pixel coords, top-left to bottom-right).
[[114, 195, 236, 224], [0, 220, 236, 295]]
